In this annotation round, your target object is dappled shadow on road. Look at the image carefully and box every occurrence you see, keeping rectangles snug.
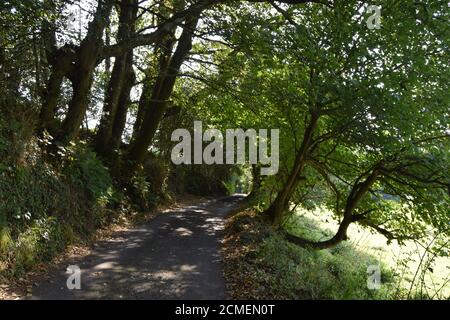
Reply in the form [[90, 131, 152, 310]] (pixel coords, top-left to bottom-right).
[[31, 195, 245, 300]]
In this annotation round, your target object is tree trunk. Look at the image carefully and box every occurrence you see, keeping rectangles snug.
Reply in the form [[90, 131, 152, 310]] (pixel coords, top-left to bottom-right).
[[39, 39, 75, 133], [125, 14, 200, 174], [57, 0, 115, 143], [285, 164, 382, 249], [246, 164, 263, 202], [111, 55, 135, 150], [58, 48, 98, 143], [96, 52, 127, 153], [131, 24, 177, 142], [39, 67, 65, 133], [95, 0, 137, 156], [132, 78, 152, 140], [265, 112, 319, 225]]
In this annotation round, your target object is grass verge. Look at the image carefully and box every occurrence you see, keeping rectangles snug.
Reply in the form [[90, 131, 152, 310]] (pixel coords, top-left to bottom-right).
[[222, 207, 449, 299]]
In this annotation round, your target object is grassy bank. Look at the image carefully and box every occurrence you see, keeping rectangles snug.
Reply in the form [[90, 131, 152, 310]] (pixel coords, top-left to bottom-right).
[[222, 208, 449, 299], [0, 140, 128, 281]]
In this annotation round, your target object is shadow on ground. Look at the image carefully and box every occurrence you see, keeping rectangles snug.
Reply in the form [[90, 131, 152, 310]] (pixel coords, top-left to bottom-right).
[[30, 195, 245, 300]]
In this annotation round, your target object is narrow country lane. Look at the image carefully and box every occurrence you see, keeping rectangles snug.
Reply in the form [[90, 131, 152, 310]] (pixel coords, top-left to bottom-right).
[[30, 195, 244, 300]]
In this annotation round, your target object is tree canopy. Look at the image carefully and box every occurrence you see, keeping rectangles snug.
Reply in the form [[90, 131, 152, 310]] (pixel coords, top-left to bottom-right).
[[0, 0, 449, 293]]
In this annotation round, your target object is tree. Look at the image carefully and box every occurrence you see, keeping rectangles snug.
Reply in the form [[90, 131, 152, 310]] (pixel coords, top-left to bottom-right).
[[124, 10, 201, 174], [182, 0, 450, 247], [95, 0, 138, 157]]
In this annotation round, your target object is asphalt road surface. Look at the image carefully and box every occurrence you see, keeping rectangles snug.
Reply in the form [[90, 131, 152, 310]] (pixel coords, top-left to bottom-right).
[[30, 195, 244, 300]]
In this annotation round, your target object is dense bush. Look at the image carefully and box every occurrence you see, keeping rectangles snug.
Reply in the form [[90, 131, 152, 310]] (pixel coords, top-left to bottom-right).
[[0, 132, 120, 276]]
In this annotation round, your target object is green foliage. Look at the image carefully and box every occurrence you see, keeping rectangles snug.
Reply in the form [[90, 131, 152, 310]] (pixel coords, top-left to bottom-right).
[[0, 162, 64, 231], [130, 170, 153, 210], [226, 209, 398, 299], [222, 167, 252, 195], [143, 153, 170, 198], [0, 136, 118, 276], [127, 153, 172, 210], [222, 180, 236, 195], [11, 217, 64, 273], [255, 234, 394, 299], [62, 143, 113, 204], [155, 100, 244, 197], [1, 0, 449, 300], [192, 0, 450, 243], [182, 169, 227, 195]]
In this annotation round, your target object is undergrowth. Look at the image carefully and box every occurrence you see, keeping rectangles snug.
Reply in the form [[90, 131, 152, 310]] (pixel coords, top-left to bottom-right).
[[0, 138, 123, 278], [223, 208, 397, 299]]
